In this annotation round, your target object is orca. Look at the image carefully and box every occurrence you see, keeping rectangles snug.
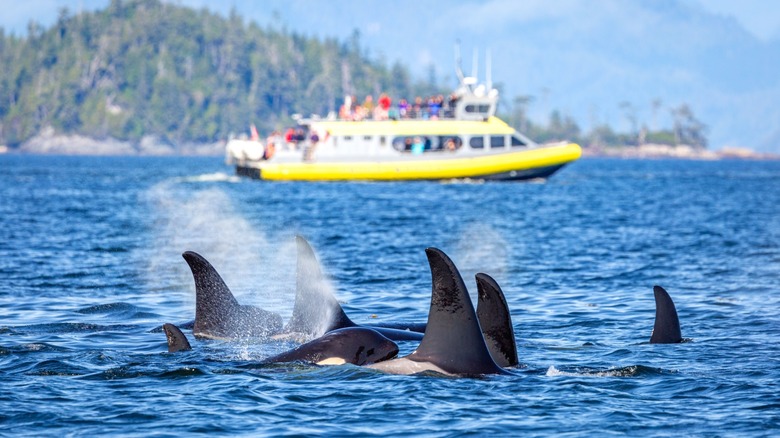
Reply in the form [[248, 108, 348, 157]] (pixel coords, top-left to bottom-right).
[[262, 327, 399, 366], [368, 248, 508, 376], [162, 323, 398, 366], [649, 285, 682, 344], [182, 251, 284, 340], [475, 273, 519, 368], [180, 239, 423, 342], [163, 323, 192, 353]]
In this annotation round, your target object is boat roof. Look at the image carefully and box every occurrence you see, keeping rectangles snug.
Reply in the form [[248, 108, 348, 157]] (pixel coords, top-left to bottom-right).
[[305, 116, 517, 137]]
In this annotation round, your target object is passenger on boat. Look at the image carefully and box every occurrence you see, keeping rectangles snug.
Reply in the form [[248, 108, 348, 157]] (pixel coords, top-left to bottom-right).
[[265, 130, 282, 157], [304, 131, 319, 161], [284, 128, 296, 149], [350, 95, 362, 120], [398, 98, 409, 119], [374, 93, 391, 121], [445, 93, 459, 117], [339, 95, 353, 120], [445, 138, 456, 152], [378, 93, 391, 111], [411, 136, 425, 154], [428, 95, 443, 120], [263, 135, 276, 160], [412, 97, 424, 119], [362, 95, 375, 118]]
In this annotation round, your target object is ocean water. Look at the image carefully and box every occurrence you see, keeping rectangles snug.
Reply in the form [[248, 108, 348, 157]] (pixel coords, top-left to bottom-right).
[[1, 155, 779, 436]]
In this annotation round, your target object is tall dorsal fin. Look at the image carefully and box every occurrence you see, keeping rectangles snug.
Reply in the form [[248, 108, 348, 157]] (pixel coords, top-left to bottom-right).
[[163, 323, 192, 353], [650, 285, 682, 344], [182, 251, 241, 338], [475, 273, 519, 368], [409, 248, 503, 375], [285, 236, 355, 338]]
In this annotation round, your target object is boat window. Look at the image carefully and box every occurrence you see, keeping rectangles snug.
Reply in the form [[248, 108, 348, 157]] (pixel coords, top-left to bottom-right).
[[465, 104, 491, 113], [363, 136, 372, 141], [511, 135, 525, 147], [344, 136, 352, 141], [380, 136, 386, 146], [439, 136, 463, 151], [470, 136, 484, 149], [392, 136, 433, 153], [490, 136, 505, 148]]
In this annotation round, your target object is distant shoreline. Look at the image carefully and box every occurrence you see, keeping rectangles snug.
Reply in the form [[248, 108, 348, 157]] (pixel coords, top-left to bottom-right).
[[581, 143, 780, 161], [2, 134, 778, 161], [0, 127, 225, 157]]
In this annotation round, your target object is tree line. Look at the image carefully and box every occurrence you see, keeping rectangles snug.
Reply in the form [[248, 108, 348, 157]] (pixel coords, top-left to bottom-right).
[[502, 95, 708, 149], [0, 0, 707, 150], [0, 0, 438, 148]]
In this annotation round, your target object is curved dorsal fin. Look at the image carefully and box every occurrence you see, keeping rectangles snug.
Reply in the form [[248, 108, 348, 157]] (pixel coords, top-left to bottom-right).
[[285, 236, 355, 338], [163, 323, 192, 352], [182, 251, 240, 338], [475, 273, 519, 367], [409, 248, 503, 375], [650, 285, 682, 344]]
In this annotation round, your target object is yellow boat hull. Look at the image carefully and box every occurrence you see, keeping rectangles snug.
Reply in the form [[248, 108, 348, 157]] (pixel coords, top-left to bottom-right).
[[237, 143, 581, 182]]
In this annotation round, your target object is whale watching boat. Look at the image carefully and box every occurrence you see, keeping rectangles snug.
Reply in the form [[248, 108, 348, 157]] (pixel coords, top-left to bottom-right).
[[226, 59, 581, 182]]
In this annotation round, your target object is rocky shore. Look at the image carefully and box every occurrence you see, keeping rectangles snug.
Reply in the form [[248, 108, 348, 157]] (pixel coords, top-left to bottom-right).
[[582, 143, 778, 160], [4, 127, 225, 156]]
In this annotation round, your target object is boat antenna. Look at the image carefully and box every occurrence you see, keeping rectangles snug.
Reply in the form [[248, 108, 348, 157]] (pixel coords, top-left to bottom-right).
[[471, 48, 479, 82], [454, 40, 465, 84], [486, 48, 492, 92]]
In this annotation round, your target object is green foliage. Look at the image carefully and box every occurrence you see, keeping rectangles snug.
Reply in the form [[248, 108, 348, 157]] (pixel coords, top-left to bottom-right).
[[0, 0, 425, 147], [498, 97, 708, 148]]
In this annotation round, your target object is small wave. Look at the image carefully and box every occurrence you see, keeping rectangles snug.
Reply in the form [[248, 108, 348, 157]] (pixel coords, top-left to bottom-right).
[[0, 343, 71, 354], [16, 322, 139, 334], [76, 302, 139, 315], [26, 359, 91, 376], [546, 364, 673, 378], [439, 178, 485, 185], [180, 172, 241, 183], [89, 246, 129, 253], [157, 367, 207, 378]]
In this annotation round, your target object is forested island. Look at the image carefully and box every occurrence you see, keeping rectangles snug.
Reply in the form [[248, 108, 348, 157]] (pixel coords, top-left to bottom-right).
[[1, 0, 754, 158]]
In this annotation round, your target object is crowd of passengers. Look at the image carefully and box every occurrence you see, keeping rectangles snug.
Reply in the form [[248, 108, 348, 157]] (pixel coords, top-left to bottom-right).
[[338, 93, 459, 121]]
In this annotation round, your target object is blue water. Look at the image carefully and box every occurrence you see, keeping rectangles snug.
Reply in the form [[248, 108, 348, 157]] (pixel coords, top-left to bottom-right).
[[1, 155, 779, 435]]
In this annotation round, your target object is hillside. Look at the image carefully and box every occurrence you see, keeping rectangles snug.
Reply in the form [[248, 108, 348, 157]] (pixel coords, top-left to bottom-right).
[[0, 0, 428, 152]]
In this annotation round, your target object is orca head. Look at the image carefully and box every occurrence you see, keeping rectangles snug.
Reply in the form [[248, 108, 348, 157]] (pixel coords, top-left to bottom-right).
[[265, 327, 398, 366], [650, 285, 682, 344], [315, 327, 399, 366]]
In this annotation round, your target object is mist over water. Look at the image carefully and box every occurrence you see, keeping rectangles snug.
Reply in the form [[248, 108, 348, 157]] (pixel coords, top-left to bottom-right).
[[1, 155, 779, 435], [142, 180, 299, 318]]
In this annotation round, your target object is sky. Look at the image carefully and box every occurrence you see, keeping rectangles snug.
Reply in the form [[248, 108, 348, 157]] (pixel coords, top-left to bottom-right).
[[1, 0, 779, 152], [1, 0, 777, 41]]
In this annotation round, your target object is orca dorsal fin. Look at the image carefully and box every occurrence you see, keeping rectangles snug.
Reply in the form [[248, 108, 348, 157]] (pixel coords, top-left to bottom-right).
[[182, 251, 241, 338], [285, 236, 355, 338], [475, 273, 519, 368], [409, 248, 503, 375], [163, 323, 192, 352], [650, 285, 682, 344]]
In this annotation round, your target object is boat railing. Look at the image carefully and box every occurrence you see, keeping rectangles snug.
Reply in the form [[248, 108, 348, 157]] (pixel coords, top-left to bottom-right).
[[332, 90, 497, 122]]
